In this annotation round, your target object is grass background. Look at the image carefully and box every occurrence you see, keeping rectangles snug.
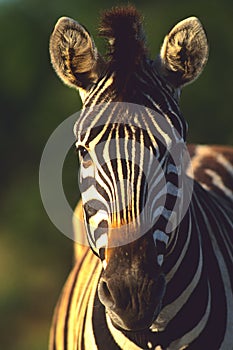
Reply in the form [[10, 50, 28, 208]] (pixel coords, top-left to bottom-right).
[[0, 0, 232, 349]]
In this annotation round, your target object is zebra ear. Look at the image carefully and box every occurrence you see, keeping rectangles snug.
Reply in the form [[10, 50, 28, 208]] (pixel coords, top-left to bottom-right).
[[158, 17, 208, 87], [49, 17, 105, 96]]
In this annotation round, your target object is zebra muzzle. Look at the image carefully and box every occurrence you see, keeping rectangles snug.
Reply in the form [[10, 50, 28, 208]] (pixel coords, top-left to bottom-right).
[[98, 263, 166, 331]]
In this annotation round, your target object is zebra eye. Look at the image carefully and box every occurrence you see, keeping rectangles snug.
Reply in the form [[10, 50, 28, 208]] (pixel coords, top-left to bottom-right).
[[77, 146, 92, 164], [77, 145, 88, 158]]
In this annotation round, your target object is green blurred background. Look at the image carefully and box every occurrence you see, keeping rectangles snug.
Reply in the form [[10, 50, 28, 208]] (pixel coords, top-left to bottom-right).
[[0, 0, 232, 349]]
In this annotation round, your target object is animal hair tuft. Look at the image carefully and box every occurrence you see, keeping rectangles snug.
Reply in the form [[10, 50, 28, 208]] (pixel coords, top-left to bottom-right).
[[99, 5, 147, 72]]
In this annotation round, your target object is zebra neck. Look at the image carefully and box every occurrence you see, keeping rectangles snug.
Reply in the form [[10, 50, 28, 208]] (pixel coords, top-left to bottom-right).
[[151, 181, 233, 346]]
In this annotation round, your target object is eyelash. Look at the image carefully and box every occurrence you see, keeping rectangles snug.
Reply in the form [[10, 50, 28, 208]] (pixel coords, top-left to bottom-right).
[[76, 145, 88, 159]]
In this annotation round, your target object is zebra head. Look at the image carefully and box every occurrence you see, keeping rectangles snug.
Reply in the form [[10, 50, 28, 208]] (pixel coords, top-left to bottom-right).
[[50, 6, 208, 331]]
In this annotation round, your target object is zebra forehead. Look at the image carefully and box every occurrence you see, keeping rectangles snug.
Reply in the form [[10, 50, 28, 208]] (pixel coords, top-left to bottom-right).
[[74, 103, 140, 135], [73, 102, 178, 149]]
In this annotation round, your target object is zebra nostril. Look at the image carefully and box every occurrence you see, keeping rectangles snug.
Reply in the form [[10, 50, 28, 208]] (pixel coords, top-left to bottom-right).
[[102, 281, 111, 298], [98, 278, 114, 308]]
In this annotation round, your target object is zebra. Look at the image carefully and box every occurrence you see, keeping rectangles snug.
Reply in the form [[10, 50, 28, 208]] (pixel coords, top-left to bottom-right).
[[49, 6, 233, 350]]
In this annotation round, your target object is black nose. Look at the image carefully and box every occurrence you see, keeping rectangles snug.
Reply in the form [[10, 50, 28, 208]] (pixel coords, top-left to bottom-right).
[[98, 273, 166, 331], [98, 277, 130, 310], [98, 278, 114, 308]]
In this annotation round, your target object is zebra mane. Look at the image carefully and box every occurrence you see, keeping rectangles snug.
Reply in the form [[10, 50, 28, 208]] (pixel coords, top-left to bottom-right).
[[99, 5, 147, 73]]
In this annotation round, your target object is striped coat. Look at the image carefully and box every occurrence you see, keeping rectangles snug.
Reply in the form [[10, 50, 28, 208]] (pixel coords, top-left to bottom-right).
[[49, 6, 233, 350], [49, 145, 233, 350]]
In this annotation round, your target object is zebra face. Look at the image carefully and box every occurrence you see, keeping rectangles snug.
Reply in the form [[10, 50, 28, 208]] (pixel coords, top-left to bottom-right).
[[75, 103, 181, 250], [76, 126, 168, 331], [50, 6, 208, 331], [74, 103, 188, 331]]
